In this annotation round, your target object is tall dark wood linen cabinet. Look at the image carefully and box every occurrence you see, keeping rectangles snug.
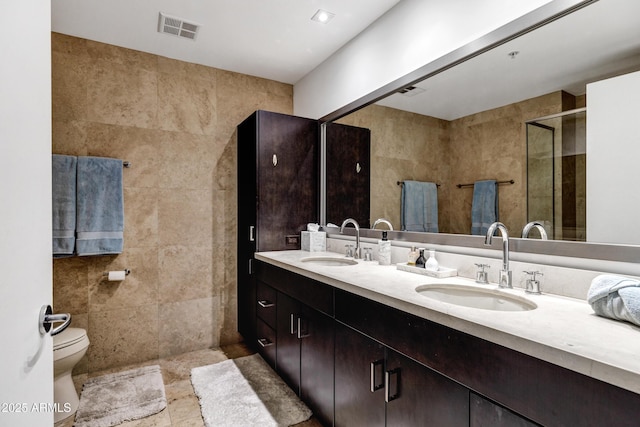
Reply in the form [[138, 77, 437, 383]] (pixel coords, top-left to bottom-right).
[[236, 110, 318, 345]]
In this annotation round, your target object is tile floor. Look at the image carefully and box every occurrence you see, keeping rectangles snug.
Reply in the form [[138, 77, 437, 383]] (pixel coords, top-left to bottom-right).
[[54, 344, 323, 427]]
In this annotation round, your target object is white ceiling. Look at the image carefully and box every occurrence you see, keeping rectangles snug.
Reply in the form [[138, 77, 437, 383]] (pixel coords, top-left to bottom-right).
[[51, 0, 640, 120], [51, 0, 401, 85], [377, 0, 640, 120]]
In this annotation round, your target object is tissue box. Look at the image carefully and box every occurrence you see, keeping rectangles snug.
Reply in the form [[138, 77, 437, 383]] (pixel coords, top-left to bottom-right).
[[301, 231, 326, 252]]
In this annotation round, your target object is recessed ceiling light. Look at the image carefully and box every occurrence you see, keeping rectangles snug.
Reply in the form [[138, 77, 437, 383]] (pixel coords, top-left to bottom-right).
[[311, 9, 335, 24]]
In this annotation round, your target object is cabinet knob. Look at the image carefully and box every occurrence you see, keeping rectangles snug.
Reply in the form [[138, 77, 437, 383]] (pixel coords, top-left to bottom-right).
[[272, 154, 278, 167], [356, 162, 362, 173]]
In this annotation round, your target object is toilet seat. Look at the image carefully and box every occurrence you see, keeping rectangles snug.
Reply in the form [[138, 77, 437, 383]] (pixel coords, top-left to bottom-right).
[[54, 327, 88, 352]]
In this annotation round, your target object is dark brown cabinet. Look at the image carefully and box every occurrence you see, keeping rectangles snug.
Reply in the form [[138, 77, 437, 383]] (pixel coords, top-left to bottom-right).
[[335, 322, 386, 426], [255, 261, 334, 427], [470, 393, 539, 427], [237, 110, 318, 342], [250, 262, 640, 427], [326, 122, 371, 228], [255, 280, 277, 368], [277, 293, 334, 426], [335, 322, 468, 427]]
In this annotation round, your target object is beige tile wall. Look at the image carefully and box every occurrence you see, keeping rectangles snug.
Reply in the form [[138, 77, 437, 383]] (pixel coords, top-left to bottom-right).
[[51, 33, 293, 373]]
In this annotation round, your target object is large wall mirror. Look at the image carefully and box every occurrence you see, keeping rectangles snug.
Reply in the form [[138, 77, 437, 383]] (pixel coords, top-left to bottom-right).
[[324, 0, 640, 253]]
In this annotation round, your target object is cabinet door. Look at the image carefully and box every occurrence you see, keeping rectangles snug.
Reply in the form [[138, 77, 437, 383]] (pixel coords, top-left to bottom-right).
[[300, 304, 334, 427], [326, 122, 371, 228], [386, 348, 468, 427], [257, 111, 318, 251], [335, 322, 386, 427], [470, 392, 539, 427], [276, 292, 301, 395]]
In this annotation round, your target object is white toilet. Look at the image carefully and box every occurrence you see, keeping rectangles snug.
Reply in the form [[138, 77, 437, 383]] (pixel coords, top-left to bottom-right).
[[53, 327, 90, 423]]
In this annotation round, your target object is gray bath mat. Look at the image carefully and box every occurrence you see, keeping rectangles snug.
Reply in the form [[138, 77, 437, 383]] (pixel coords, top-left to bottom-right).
[[75, 364, 167, 427], [191, 354, 312, 426]]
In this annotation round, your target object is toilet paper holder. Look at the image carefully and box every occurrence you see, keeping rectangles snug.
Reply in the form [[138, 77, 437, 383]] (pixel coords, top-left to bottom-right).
[[102, 269, 131, 278]]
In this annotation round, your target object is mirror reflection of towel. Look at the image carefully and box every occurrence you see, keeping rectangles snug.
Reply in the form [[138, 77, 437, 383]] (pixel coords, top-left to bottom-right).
[[401, 181, 438, 232], [471, 180, 498, 235]]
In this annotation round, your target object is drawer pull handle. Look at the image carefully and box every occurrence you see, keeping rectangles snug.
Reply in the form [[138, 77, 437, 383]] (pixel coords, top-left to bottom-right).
[[257, 338, 274, 348], [258, 300, 274, 308], [370, 359, 385, 392], [385, 368, 401, 402]]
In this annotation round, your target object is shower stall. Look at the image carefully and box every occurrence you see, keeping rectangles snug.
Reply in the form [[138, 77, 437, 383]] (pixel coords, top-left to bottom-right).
[[526, 108, 586, 241]]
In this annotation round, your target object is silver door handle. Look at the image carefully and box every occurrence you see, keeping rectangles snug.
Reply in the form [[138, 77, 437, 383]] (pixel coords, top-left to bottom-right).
[[249, 226, 255, 242], [39, 305, 71, 336], [385, 368, 401, 402]]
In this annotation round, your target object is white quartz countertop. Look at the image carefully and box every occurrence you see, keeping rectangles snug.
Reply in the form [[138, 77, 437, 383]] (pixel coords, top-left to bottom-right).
[[255, 250, 640, 395]]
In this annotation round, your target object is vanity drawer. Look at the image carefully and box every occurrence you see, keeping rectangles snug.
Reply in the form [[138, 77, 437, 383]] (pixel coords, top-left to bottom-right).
[[256, 318, 276, 369], [256, 280, 277, 328], [255, 260, 334, 316]]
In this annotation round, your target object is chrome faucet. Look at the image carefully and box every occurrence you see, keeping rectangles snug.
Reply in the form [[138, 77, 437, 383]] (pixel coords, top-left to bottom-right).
[[340, 218, 361, 259], [484, 222, 512, 288], [522, 221, 548, 240], [372, 218, 394, 231]]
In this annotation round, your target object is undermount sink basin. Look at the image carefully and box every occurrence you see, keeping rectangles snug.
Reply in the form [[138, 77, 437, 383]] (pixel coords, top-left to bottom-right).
[[416, 284, 537, 312], [301, 256, 358, 266]]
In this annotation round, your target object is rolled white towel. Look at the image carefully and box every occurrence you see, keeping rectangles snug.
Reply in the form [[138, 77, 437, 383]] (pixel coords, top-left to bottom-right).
[[587, 275, 640, 327]]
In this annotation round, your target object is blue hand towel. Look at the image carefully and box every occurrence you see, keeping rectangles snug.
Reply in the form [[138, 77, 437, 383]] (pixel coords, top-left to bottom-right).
[[471, 180, 498, 235], [52, 155, 77, 257], [587, 275, 640, 327], [401, 181, 438, 233], [76, 156, 124, 256]]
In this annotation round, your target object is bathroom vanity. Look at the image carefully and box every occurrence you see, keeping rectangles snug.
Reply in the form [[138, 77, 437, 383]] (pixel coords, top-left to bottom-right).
[[249, 250, 640, 427]]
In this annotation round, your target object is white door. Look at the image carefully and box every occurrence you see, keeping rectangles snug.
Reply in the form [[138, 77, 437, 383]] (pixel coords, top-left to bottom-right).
[[0, 1, 54, 426]]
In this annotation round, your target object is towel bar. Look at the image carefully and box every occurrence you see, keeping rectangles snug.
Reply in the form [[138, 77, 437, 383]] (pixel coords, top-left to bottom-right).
[[397, 180, 441, 187], [457, 179, 514, 188]]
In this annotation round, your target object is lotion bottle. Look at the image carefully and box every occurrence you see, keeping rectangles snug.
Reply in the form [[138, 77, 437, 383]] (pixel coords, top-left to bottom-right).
[[378, 231, 391, 265], [408, 246, 419, 265], [425, 249, 439, 271]]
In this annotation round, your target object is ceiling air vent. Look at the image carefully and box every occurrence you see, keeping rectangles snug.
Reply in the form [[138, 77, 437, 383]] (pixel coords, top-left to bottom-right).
[[397, 86, 426, 97], [158, 12, 200, 40]]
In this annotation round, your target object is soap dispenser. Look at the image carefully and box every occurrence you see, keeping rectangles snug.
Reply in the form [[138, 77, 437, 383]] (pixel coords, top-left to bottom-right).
[[425, 249, 439, 271], [378, 231, 391, 265], [415, 249, 426, 268], [407, 246, 419, 265]]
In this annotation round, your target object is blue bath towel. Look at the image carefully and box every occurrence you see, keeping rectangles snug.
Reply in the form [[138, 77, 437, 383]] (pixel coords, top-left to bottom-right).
[[401, 181, 438, 233], [76, 156, 124, 256], [471, 180, 498, 235], [52, 155, 77, 257], [587, 275, 640, 327]]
